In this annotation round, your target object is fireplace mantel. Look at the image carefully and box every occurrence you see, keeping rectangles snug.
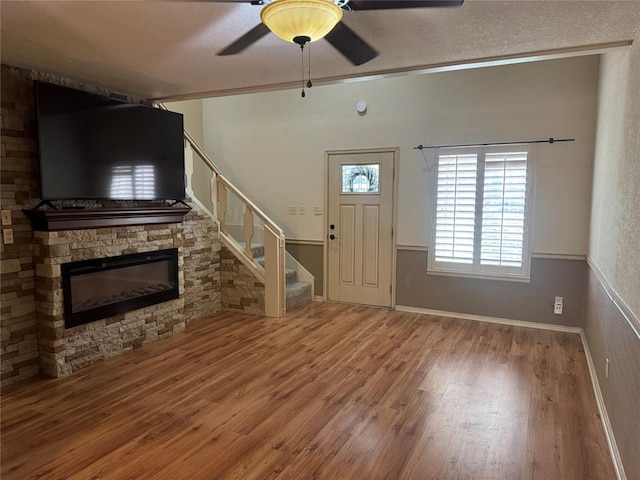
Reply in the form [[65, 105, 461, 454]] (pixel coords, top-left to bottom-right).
[[23, 206, 191, 231]]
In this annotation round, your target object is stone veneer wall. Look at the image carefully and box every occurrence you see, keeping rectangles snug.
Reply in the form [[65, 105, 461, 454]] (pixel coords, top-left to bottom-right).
[[220, 247, 265, 316], [34, 225, 186, 378], [1, 66, 41, 385], [1, 64, 222, 385], [183, 208, 221, 322]]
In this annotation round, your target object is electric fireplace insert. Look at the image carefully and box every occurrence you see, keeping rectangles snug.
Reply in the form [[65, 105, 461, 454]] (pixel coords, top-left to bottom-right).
[[62, 248, 179, 328]]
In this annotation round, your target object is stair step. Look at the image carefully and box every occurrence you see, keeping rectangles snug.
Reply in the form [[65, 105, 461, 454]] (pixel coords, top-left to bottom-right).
[[286, 281, 312, 312], [239, 242, 313, 311], [238, 242, 264, 259], [285, 268, 297, 284], [253, 256, 297, 284]]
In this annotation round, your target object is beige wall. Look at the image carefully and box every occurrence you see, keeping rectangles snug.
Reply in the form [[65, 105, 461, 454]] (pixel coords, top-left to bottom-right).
[[586, 37, 640, 480], [589, 46, 640, 323], [202, 56, 599, 257], [166, 99, 214, 212], [167, 99, 204, 145]]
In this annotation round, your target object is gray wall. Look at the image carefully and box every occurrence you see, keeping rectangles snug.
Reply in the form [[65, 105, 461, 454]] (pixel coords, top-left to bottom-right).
[[584, 269, 640, 479], [286, 242, 323, 297], [585, 36, 640, 480], [285, 242, 587, 328], [396, 250, 587, 327]]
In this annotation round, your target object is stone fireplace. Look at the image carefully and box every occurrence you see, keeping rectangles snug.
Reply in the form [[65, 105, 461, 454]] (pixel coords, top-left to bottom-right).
[[34, 224, 188, 378]]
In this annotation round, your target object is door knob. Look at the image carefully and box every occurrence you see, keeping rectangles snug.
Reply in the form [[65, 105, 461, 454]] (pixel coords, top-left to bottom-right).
[[330, 224, 335, 230], [329, 234, 337, 240]]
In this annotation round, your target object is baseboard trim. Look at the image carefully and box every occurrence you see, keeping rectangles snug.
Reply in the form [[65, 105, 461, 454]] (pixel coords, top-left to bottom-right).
[[394, 305, 582, 333], [580, 331, 627, 480], [313, 296, 324, 302]]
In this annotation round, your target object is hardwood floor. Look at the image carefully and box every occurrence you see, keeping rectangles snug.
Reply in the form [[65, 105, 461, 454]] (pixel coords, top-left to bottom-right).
[[1, 303, 615, 479]]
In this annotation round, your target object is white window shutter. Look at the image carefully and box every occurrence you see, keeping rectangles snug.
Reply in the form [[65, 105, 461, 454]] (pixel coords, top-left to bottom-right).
[[434, 154, 478, 264], [480, 152, 528, 268]]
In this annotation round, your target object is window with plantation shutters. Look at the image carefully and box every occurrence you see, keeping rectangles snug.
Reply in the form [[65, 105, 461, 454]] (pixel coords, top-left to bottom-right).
[[429, 146, 532, 281]]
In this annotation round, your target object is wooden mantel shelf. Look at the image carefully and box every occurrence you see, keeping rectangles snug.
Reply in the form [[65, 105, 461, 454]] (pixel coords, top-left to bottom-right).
[[23, 206, 191, 231]]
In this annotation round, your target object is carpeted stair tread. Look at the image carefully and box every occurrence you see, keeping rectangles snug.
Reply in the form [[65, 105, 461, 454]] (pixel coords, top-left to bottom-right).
[[286, 281, 313, 312], [240, 243, 313, 312]]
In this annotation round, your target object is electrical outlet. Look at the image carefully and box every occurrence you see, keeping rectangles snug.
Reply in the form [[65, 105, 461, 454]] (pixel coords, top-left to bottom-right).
[[1, 210, 11, 226], [605, 358, 610, 378], [288, 206, 297, 215], [299, 205, 305, 215], [553, 296, 563, 315], [314, 206, 323, 216], [3, 228, 14, 245]]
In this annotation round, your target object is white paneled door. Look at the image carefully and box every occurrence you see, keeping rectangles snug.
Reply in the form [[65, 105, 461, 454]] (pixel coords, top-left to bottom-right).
[[327, 150, 396, 307]]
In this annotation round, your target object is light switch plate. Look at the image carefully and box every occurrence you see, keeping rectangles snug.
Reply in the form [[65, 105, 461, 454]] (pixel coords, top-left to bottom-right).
[[1, 210, 11, 226], [299, 205, 305, 215], [288, 206, 297, 215], [3, 229, 14, 245], [314, 206, 323, 216]]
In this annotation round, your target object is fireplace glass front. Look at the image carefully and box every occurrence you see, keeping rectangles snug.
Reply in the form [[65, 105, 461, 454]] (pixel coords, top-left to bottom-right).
[[62, 248, 179, 328]]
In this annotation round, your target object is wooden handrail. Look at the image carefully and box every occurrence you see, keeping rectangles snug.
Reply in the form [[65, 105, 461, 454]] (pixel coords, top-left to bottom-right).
[[184, 129, 221, 176], [156, 102, 287, 317], [217, 174, 284, 237], [156, 102, 284, 238]]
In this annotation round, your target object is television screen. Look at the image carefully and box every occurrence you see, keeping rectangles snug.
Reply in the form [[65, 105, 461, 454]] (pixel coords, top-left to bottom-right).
[[34, 81, 186, 201]]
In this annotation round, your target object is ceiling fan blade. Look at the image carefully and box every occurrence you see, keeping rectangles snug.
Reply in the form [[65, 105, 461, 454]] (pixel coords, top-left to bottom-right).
[[324, 22, 378, 66], [217, 23, 270, 56], [347, 0, 463, 10]]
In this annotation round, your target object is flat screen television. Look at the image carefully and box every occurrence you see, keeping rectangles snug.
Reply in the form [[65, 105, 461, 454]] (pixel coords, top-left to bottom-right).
[[34, 81, 186, 201]]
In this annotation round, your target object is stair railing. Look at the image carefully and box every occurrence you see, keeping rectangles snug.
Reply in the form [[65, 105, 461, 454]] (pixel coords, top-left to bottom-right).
[[159, 104, 286, 317]]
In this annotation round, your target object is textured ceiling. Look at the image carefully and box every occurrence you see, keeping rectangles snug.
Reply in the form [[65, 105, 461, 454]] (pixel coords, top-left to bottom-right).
[[1, 1, 639, 99]]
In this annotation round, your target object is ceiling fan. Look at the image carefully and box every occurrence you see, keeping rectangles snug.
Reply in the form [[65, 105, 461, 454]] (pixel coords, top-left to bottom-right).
[[214, 0, 464, 66]]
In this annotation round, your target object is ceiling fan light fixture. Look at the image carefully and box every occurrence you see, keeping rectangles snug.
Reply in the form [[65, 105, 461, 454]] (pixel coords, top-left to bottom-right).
[[260, 0, 343, 44]]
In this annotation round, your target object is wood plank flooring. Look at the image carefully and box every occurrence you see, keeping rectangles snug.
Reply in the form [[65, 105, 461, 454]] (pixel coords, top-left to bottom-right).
[[1, 303, 615, 479]]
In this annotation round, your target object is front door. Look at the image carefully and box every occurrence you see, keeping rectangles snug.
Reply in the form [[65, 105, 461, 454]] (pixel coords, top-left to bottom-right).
[[326, 149, 395, 307]]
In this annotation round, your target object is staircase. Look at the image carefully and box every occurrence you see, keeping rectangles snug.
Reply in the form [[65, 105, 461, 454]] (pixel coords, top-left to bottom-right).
[[244, 243, 313, 311], [158, 102, 314, 316]]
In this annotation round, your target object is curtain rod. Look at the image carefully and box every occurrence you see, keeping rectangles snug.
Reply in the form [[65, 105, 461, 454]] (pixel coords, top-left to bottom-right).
[[413, 137, 575, 150]]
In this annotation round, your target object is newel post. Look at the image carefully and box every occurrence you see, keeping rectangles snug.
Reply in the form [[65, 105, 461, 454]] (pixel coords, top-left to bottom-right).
[[263, 225, 286, 317]]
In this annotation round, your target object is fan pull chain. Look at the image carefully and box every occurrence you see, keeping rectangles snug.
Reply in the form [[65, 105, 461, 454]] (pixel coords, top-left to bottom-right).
[[307, 41, 312, 89], [293, 35, 311, 98], [301, 44, 306, 98]]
